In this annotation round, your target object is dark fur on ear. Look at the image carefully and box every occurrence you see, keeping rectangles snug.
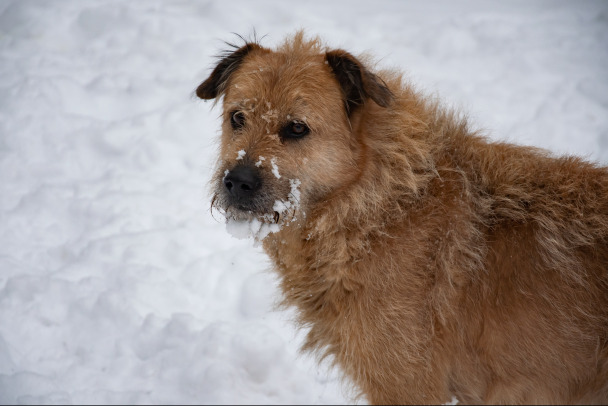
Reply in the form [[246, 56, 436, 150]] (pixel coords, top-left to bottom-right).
[[325, 50, 393, 114], [196, 42, 263, 100]]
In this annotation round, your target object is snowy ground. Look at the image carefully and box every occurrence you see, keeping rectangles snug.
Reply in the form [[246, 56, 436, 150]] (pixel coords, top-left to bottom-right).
[[1, 0, 607, 404]]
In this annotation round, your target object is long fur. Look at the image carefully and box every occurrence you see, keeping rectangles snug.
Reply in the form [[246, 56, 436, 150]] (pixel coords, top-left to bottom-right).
[[199, 32, 608, 404]]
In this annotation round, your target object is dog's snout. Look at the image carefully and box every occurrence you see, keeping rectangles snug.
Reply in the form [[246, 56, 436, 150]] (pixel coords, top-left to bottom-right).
[[224, 165, 261, 200]]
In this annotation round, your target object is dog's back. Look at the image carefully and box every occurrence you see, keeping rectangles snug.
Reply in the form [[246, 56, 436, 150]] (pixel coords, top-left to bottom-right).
[[424, 127, 608, 404]]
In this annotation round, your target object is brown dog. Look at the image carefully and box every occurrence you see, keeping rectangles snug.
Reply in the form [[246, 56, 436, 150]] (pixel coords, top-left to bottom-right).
[[196, 32, 608, 404]]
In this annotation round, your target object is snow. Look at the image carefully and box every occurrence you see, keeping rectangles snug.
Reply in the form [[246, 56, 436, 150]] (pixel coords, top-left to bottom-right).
[[0, 0, 607, 404], [255, 156, 266, 167], [225, 217, 280, 244], [273, 179, 302, 219], [270, 158, 281, 179], [445, 396, 460, 405]]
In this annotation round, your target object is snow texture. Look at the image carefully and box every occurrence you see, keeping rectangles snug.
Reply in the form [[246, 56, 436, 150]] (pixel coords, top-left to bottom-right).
[[225, 217, 281, 243], [270, 158, 281, 179], [0, 0, 607, 404], [273, 179, 302, 218]]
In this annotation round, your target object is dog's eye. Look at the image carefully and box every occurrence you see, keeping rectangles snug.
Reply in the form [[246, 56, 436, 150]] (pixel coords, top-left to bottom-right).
[[281, 121, 310, 140], [230, 111, 246, 130]]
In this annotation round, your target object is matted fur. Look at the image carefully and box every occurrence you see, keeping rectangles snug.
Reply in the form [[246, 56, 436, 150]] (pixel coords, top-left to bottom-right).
[[197, 32, 608, 404]]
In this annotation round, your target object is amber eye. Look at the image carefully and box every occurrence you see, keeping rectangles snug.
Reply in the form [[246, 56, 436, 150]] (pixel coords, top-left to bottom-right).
[[230, 111, 245, 130], [281, 121, 310, 140]]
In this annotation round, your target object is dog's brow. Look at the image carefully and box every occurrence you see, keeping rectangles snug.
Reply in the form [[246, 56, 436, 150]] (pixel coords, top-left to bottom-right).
[[226, 99, 257, 111]]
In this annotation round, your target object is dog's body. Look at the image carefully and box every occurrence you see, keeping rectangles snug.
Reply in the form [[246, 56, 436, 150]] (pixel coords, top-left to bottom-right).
[[197, 33, 608, 404]]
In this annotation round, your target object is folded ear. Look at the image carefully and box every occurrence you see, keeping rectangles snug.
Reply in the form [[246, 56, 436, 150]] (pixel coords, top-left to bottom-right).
[[196, 43, 263, 100], [325, 50, 393, 115]]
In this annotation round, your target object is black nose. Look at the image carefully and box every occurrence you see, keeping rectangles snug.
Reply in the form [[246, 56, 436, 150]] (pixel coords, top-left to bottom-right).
[[223, 165, 261, 201]]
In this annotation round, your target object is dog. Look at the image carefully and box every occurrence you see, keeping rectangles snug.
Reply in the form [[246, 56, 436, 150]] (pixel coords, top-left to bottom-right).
[[196, 32, 608, 404]]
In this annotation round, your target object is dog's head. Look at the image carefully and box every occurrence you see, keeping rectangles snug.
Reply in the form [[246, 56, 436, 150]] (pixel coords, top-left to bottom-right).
[[197, 33, 392, 240]]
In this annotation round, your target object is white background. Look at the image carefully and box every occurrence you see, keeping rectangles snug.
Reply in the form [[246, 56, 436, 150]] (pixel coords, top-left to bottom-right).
[[1, 0, 607, 404]]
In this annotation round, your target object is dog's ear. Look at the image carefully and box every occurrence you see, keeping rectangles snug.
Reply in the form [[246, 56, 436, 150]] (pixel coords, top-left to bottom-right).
[[325, 50, 393, 115], [196, 43, 263, 100]]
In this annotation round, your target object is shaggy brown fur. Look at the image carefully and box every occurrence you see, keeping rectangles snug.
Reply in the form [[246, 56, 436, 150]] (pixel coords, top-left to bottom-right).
[[197, 32, 608, 404]]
